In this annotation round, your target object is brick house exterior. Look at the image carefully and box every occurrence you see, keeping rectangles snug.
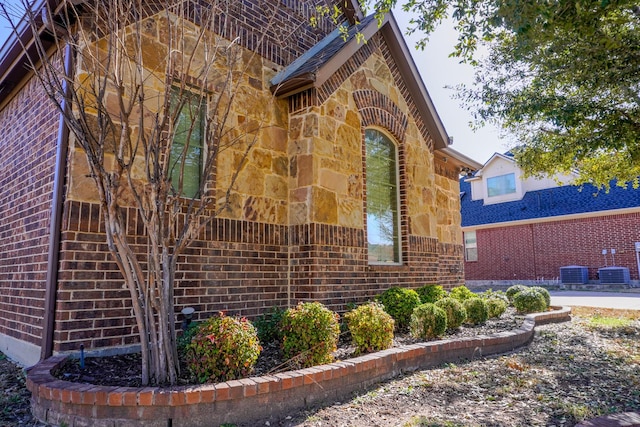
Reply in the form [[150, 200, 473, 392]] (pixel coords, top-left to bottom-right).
[[461, 153, 640, 284], [0, 0, 480, 366]]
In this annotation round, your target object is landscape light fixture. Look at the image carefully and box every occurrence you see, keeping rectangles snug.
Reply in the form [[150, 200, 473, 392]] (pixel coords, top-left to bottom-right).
[[181, 307, 195, 330]]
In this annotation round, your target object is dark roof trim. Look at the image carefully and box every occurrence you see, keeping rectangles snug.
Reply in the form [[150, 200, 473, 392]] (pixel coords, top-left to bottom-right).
[[271, 14, 381, 97], [340, 0, 364, 24], [0, 0, 63, 104]]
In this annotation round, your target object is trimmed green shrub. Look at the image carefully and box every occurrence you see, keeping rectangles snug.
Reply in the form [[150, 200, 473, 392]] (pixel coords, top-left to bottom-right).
[[435, 297, 467, 330], [530, 286, 551, 308], [185, 313, 261, 383], [281, 302, 340, 368], [410, 303, 447, 340], [376, 287, 422, 330], [416, 284, 447, 304], [506, 285, 529, 302], [344, 302, 395, 354], [513, 289, 548, 314], [479, 289, 509, 304], [254, 306, 285, 344], [177, 321, 200, 356], [449, 285, 476, 302], [486, 298, 508, 318], [463, 298, 489, 325]]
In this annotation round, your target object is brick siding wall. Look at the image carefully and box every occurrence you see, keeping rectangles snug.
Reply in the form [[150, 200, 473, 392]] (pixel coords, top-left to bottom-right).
[[288, 224, 457, 313], [0, 1, 467, 357], [211, 0, 346, 67], [54, 202, 461, 353], [54, 200, 290, 352], [465, 212, 640, 281], [0, 75, 59, 346]]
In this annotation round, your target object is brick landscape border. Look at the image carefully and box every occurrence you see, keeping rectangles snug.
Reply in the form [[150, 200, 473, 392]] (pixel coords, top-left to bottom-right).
[[27, 307, 571, 427]]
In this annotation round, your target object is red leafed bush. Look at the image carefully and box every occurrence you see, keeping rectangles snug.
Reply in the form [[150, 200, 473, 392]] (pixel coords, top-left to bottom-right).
[[185, 312, 261, 383]]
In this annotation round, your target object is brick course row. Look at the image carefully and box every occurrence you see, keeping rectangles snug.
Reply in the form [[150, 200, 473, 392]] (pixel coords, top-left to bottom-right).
[[53, 203, 464, 353]]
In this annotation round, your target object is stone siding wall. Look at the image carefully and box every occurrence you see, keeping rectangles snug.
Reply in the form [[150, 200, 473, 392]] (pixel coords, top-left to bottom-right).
[[0, 75, 59, 348], [0, 1, 467, 358]]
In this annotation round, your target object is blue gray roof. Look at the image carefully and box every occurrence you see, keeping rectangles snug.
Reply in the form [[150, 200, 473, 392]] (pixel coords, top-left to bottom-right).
[[461, 179, 640, 227]]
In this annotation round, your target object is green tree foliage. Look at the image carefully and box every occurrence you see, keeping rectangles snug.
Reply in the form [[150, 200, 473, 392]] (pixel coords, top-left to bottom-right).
[[360, 0, 640, 188]]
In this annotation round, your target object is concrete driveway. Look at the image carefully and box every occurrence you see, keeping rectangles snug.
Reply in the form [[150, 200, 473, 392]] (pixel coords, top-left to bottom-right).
[[550, 291, 640, 310]]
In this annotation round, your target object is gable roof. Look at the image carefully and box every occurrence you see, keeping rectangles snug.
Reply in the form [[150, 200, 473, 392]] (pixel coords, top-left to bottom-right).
[[271, 11, 453, 152], [461, 178, 640, 227], [467, 152, 514, 179]]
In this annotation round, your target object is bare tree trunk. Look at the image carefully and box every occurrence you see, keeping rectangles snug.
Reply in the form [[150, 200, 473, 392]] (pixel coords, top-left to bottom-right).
[[4, 0, 282, 385]]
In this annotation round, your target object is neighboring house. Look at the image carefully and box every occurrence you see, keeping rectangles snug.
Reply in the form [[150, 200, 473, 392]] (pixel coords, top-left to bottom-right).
[[461, 152, 640, 284], [0, 0, 480, 366]]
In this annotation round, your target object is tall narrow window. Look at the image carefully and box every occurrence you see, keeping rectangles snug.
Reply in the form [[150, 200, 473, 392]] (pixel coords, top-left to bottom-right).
[[366, 129, 401, 264], [464, 231, 478, 262], [169, 87, 204, 199]]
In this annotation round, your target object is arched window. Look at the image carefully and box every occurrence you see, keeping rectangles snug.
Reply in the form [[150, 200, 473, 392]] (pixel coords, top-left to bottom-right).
[[365, 128, 401, 264]]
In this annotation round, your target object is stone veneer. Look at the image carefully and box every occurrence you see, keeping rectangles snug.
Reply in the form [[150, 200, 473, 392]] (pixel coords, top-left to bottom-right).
[[27, 307, 572, 427], [1, 1, 470, 362], [46, 7, 468, 356]]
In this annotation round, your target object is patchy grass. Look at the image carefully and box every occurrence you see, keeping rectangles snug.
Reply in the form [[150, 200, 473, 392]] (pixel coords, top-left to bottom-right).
[[588, 316, 632, 328], [573, 306, 640, 365], [571, 306, 640, 321], [0, 353, 44, 426], [404, 417, 464, 427]]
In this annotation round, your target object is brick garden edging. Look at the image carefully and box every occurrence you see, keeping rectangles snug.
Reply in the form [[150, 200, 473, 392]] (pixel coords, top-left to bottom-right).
[[27, 307, 571, 427]]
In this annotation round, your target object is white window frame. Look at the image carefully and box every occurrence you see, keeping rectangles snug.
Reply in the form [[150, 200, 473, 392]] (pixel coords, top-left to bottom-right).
[[487, 173, 516, 198], [464, 230, 478, 262]]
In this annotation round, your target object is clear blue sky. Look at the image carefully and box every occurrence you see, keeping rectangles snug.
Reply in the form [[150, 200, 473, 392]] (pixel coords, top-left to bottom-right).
[[394, 8, 506, 165], [0, 3, 503, 165]]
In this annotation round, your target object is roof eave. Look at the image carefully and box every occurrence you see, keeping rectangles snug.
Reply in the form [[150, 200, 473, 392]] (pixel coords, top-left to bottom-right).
[[340, 0, 364, 24], [0, 0, 66, 105], [271, 73, 316, 98], [271, 15, 383, 97], [438, 146, 483, 171], [272, 12, 452, 153], [314, 15, 384, 86]]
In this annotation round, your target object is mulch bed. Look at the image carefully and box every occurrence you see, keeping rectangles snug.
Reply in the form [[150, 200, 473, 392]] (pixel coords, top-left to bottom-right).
[[51, 308, 523, 388]]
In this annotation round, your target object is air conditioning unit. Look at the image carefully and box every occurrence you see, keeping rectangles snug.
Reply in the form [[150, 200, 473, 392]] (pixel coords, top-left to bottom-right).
[[598, 267, 630, 285], [560, 266, 589, 284]]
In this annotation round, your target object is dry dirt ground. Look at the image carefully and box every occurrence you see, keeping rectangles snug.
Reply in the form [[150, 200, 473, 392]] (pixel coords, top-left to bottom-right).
[[1, 306, 638, 427]]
